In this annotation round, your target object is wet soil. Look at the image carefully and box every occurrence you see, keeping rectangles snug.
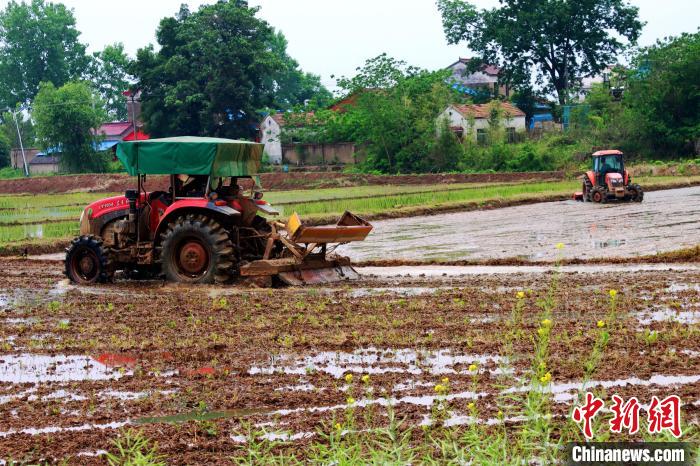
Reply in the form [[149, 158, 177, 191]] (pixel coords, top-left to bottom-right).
[[0, 171, 565, 195], [0, 257, 698, 463], [340, 186, 700, 263]]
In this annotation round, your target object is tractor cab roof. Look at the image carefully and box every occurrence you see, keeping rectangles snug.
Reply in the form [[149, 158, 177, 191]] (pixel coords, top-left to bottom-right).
[[116, 136, 263, 177], [592, 150, 623, 157]]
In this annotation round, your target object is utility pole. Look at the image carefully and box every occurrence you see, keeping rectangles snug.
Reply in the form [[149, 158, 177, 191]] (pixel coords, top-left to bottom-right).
[[9, 108, 29, 177]]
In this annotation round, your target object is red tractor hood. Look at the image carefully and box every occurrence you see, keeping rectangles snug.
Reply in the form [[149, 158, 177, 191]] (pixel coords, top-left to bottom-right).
[[605, 173, 623, 183]]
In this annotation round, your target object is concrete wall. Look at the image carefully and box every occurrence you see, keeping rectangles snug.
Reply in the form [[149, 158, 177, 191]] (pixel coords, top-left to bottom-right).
[[28, 163, 59, 176], [260, 116, 282, 164], [282, 143, 361, 166]]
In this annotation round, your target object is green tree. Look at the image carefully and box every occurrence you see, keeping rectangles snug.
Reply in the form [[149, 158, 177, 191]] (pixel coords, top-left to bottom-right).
[[437, 0, 643, 104], [331, 54, 460, 173], [1, 110, 35, 150], [0, 130, 10, 167], [625, 31, 700, 156], [88, 43, 132, 121], [131, 1, 278, 139], [33, 81, 107, 173], [0, 0, 88, 108], [266, 30, 332, 110]]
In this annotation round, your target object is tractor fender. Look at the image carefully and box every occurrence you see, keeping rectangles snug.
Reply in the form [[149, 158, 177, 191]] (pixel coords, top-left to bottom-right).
[[584, 171, 596, 187], [623, 169, 630, 185], [154, 200, 240, 245]]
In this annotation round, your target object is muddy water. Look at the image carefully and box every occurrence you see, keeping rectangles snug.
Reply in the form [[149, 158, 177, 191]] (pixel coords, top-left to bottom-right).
[[340, 186, 700, 262]]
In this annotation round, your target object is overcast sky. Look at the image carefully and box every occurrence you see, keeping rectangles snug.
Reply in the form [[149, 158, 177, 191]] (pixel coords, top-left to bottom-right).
[[1, 0, 698, 91]]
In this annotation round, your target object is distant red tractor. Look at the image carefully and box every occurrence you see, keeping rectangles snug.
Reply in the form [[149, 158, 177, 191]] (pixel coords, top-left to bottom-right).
[[574, 150, 643, 203]]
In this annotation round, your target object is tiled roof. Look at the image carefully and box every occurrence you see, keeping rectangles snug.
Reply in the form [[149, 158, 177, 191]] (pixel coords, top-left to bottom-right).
[[451, 102, 525, 119], [269, 112, 315, 127], [97, 122, 132, 137]]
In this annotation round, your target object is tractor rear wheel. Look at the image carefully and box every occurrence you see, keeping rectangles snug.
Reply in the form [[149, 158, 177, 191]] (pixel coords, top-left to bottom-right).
[[590, 186, 607, 203], [158, 215, 235, 284], [65, 235, 113, 284], [582, 177, 593, 202], [628, 184, 644, 202]]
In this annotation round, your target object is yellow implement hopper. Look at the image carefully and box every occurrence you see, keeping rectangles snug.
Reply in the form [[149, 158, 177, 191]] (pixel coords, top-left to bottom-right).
[[239, 211, 373, 285]]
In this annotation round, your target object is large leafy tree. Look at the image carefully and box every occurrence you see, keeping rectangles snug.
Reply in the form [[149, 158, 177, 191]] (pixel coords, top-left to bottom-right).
[[88, 43, 132, 121], [437, 0, 643, 104], [132, 1, 279, 139], [266, 30, 332, 110], [324, 54, 461, 173], [0, 0, 88, 108], [33, 81, 107, 173], [625, 32, 700, 155], [0, 130, 10, 167]]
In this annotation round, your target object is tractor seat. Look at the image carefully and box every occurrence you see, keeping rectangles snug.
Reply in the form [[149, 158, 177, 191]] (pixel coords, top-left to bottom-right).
[[148, 190, 171, 205]]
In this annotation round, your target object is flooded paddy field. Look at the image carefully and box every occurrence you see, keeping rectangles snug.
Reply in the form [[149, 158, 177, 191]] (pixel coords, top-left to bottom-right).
[[0, 257, 698, 463], [341, 185, 700, 262]]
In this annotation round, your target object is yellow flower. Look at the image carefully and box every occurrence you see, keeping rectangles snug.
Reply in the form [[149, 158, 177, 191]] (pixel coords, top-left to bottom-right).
[[516, 291, 526, 299], [344, 373, 353, 383], [468, 364, 478, 372], [541, 319, 552, 328], [361, 374, 370, 384], [537, 327, 547, 337], [609, 289, 618, 298], [539, 372, 552, 383], [346, 397, 355, 405], [434, 384, 446, 394], [597, 320, 606, 328], [555, 243, 565, 250], [467, 402, 475, 410], [441, 377, 449, 384], [497, 410, 504, 418], [335, 423, 342, 430]]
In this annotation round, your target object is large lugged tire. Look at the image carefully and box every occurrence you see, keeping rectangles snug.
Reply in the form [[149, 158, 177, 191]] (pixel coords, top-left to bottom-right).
[[628, 183, 644, 202], [590, 186, 607, 203], [65, 235, 113, 284], [158, 215, 235, 284], [582, 176, 593, 202]]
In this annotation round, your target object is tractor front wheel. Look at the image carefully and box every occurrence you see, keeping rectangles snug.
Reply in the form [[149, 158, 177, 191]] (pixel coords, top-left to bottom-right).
[[590, 186, 607, 203], [158, 215, 235, 284], [65, 235, 113, 284], [628, 184, 644, 203]]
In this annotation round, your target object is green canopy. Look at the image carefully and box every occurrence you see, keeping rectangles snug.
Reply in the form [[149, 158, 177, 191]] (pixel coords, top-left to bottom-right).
[[116, 136, 263, 177]]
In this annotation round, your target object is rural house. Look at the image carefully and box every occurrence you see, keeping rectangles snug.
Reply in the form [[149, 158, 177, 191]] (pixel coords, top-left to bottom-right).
[[23, 93, 149, 175], [437, 102, 526, 143], [446, 58, 508, 97], [259, 112, 315, 165], [259, 111, 361, 167]]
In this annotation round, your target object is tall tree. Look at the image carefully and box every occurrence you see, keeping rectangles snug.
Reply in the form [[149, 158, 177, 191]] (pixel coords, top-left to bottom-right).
[[266, 30, 332, 110], [0, 0, 88, 108], [0, 130, 10, 167], [88, 43, 132, 121], [437, 0, 644, 104], [625, 32, 700, 155], [131, 1, 278, 139], [330, 54, 459, 173], [33, 81, 107, 173]]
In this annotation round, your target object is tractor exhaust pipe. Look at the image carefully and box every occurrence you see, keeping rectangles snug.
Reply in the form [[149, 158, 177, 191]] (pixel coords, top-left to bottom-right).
[[125, 189, 138, 235]]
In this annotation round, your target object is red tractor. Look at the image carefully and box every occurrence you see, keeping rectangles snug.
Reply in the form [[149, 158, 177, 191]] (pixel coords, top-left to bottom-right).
[[574, 150, 643, 203], [65, 137, 372, 286]]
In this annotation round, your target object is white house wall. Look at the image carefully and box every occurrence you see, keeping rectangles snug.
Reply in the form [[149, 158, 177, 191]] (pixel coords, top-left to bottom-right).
[[260, 116, 282, 164]]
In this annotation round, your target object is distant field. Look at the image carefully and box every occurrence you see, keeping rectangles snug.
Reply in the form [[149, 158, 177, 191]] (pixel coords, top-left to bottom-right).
[[0, 175, 699, 250]]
